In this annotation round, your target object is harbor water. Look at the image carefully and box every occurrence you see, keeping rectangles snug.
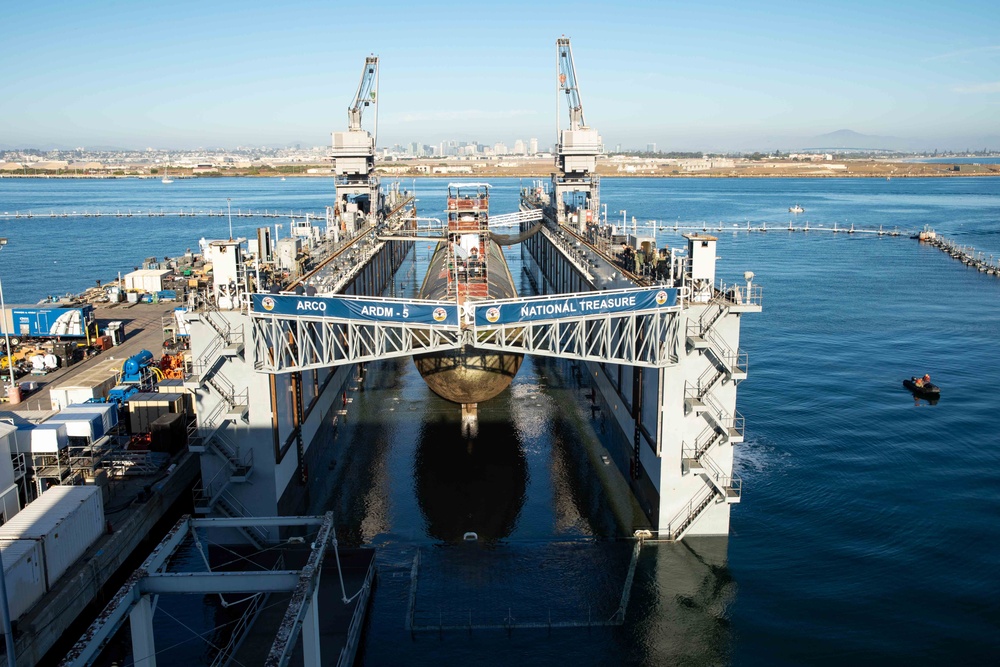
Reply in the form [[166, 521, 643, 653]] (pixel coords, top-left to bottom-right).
[[2, 176, 999, 665]]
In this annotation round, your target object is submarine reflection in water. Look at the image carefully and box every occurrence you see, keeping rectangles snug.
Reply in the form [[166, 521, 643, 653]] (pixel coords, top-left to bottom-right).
[[414, 416, 527, 542]]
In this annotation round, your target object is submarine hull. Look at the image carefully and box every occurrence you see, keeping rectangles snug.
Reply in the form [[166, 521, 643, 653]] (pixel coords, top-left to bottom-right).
[[413, 239, 522, 404]]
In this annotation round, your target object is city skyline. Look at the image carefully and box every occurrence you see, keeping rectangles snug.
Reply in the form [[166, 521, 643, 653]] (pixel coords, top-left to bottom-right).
[[2, 1, 998, 152]]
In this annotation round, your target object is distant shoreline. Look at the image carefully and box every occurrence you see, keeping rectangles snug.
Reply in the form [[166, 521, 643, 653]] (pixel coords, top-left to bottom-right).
[[1, 171, 998, 180]]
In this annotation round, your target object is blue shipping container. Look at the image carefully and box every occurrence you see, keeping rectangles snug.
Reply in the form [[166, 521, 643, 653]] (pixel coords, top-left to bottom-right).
[[3, 306, 95, 338], [63, 403, 119, 432]]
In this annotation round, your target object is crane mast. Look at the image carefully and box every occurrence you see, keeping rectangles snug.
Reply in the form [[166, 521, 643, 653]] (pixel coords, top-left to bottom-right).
[[331, 56, 382, 236], [552, 37, 601, 231]]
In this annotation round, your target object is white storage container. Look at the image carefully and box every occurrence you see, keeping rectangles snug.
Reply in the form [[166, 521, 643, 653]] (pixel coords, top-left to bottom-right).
[[47, 412, 105, 441], [124, 269, 169, 293], [0, 423, 18, 503], [0, 539, 46, 622], [30, 422, 68, 453], [49, 381, 115, 411], [0, 486, 104, 589], [0, 422, 16, 457], [49, 358, 124, 410], [12, 425, 33, 455], [61, 402, 119, 432]]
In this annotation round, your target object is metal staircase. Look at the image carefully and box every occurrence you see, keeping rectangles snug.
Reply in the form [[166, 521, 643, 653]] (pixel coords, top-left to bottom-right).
[[681, 442, 741, 504], [659, 484, 723, 541], [187, 304, 255, 525], [702, 392, 745, 444], [185, 305, 249, 416], [673, 286, 755, 537], [215, 490, 269, 549]]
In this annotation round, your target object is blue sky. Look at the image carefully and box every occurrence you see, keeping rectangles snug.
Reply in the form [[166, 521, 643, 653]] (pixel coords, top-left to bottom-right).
[[1, 0, 998, 151]]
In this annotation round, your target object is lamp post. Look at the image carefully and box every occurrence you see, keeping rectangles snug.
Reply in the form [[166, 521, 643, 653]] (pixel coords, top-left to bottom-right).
[[0, 237, 16, 666], [227, 198, 233, 241]]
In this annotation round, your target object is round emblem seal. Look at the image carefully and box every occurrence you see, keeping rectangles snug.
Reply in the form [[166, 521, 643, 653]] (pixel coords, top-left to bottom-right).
[[486, 307, 501, 323], [655, 290, 668, 306], [261, 296, 275, 311], [432, 307, 447, 322]]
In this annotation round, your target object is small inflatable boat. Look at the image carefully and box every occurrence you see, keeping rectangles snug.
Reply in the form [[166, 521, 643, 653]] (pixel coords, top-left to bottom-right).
[[903, 377, 940, 396]]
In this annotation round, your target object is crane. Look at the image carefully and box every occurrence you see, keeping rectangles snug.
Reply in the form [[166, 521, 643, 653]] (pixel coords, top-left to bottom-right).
[[347, 56, 379, 140], [552, 37, 601, 231], [331, 55, 382, 235], [557, 37, 585, 132]]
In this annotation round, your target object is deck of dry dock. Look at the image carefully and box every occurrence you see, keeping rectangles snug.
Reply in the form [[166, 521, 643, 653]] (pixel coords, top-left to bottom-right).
[[8, 300, 180, 412], [1, 300, 201, 665]]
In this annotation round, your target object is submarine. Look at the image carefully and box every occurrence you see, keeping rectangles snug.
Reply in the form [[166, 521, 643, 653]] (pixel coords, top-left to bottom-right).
[[412, 184, 524, 425]]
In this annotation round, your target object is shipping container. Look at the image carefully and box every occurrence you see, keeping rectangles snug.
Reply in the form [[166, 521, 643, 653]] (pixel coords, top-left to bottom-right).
[[123, 269, 170, 293], [0, 305, 95, 339], [47, 412, 105, 442], [127, 392, 184, 433], [12, 425, 33, 455], [30, 422, 68, 453], [0, 421, 17, 450], [0, 486, 104, 589], [48, 358, 122, 410], [0, 539, 46, 622], [61, 403, 119, 432], [0, 423, 18, 513], [155, 378, 195, 414]]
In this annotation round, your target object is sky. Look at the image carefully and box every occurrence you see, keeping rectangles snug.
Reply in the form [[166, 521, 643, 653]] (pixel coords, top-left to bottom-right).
[[1, 0, 998, 152]]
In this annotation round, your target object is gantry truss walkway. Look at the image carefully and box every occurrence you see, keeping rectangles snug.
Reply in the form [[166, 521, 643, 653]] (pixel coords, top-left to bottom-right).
[[62, 514, 345, 667], [248, 286, 684, 374]]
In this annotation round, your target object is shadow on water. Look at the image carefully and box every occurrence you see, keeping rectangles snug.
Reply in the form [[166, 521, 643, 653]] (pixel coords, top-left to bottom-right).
[[621, 538, 735, 667], [414, 415, 528, 543]]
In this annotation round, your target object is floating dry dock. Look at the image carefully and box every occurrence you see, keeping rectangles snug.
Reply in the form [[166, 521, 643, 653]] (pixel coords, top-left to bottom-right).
[[6, 39, 762, 665]]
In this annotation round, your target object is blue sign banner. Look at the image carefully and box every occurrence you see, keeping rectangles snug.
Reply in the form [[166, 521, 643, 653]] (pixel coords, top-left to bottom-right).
[[251, 294, 459, 326], [474, 287, 678, 327]]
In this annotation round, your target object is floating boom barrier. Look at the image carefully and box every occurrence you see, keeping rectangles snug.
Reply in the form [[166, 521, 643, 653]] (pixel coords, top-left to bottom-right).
[[916, 229, 1000, 276]]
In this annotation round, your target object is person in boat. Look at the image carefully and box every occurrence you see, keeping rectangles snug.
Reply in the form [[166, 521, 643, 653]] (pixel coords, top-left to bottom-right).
[[914, 373, 931, 388]]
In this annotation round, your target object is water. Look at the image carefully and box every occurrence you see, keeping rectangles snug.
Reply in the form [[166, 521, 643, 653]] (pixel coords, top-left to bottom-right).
[[3, 176, 1000, 665]]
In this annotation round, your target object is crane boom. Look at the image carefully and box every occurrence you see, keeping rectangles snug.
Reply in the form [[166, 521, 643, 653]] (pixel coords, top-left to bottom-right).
[[557, 37, 585, 131], [347, 56, 379, 137]]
